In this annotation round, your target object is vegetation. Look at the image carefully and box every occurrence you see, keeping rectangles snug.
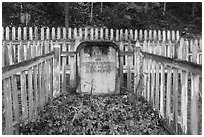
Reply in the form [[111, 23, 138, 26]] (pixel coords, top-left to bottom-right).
[[2, 2, 202, 35], [19, 88, 170, 135]]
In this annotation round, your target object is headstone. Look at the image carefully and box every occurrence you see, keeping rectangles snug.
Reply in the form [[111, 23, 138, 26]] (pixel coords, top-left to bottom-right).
[[76, 41, 120, 95]]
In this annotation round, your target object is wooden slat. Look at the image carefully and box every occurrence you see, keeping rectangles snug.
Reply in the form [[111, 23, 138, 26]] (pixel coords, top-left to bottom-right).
[[11, 75, 19, 134], [41, 62, 46, 105], [166, 66, 172, 124], [28, 67, 34, 120], [4, 78, 14, 134], [2, 53, 54, 79], [95, 28, 98, 39], [53, 42, 61, 96], [120, 41, 124, 87], [62, 41, 67, 93], [33, 65, 38, 117], [38, 63, 43, 108], [155, 61, 159, 110], [190, 74, 199, 134], [173, 68, 178, 133], [20, 71, 28, 120], [127, 41, 132, 91], [141, 52, 202, 76]]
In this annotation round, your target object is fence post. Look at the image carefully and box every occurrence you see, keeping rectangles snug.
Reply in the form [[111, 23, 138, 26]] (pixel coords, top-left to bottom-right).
[[53, 41, 61, 97]]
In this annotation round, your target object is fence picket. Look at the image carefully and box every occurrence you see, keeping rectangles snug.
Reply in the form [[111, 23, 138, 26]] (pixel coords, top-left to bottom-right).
[[127, 41, 132, 91], [116, 29, 119, 41], [120, 41, 124, 87], [95, 28, 98, 39], [6, 27, 10, 40], [110, 29, 114, 41], [33, 65, 38, 117], [11, 75, 19, 134], [29, 27, 33, 40], [4, 78, 13, 134], [28, 67, 34, 120], [105, 28, 109, 40], [57, 27, 61, 39], [134, 29, 138, 41], [20, 71, 28, 120], [173, 68, 178, 133], [62, 41, 67, 93], [52, 27, 55, 40], [100, 28, 103, 40], [12, 27, 16, 40]]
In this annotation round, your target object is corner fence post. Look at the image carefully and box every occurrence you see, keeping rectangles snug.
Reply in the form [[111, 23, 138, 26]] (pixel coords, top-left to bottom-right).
[[53, 41, 61, 97], [134, 41, 142, 99]]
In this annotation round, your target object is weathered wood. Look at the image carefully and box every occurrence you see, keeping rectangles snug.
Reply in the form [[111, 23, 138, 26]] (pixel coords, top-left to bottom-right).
[[127, 41, 132, 91], [2, 52, 54, 79], [20, 71, 28, 120], [33, 65, 38, 117], [173, 68, 178, 133], [38, 63, 43, 108], [11, 75, 19, 134], [6, 27, 10, 40], [95, 28, 98, 39], [53, 41, 61, 96], [141, 52, 202, 76], [28, 67, 34, 120], [4, 78, 14, 134], [190, 74, 199, 134], [166, 66, 172, 124], [57, 27, 61, 39], [62, 41, 67, 93], [120, 41, 124, 87]]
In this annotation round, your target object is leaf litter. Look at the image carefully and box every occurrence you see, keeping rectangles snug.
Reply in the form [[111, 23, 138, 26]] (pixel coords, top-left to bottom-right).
[[19, 88, 170, 135]]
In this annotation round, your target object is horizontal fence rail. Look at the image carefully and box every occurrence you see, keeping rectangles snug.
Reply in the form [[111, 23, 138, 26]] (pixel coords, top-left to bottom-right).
[[136, 38, 202, 135], [2, 27, 202, 135]]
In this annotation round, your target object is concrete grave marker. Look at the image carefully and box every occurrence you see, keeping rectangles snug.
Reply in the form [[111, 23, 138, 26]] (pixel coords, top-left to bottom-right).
[[76, 41, 120, 95]]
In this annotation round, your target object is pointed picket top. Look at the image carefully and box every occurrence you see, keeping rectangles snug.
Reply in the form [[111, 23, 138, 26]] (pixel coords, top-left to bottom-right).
[[116, 29, 119, 41], [90, 27, 94, 40], [63, 27, 66, 39], [167, 30, 171, 41], [46, 27, 50, 40], [153, 30, 157, 41], [144, 30, 147, 41], [84, 27, 88, 40], [100, 28, 104, 40], [79, 28, 83, 39], [134, 29, 138, 41], [171, 30, 175, 41], [125, 29, 128, 41], [158, 30, 161, 41], [11, 27, 16, 40], [162, 30, 166, 42], [23, 27, 27, 40], [139, 29, 143, 41], [41, 27, 45, 40], [34, 27, 38, 40], [73, 27, 77, 39], [29, 27, 33, 40], [105, 28, 109, 40], [129, 29, 133, 41], [6, 26, 10, 40], [176, 30, 180, 41], [149, 30, 152, 41], [57, 27, 61, 40], [120, 29, 123, 41], [68, 27, 72, 40], [95, 28, 98, 39], [110, 28, 114, 41], [17, 27, 22, 40], [52, 27, 56, 40]]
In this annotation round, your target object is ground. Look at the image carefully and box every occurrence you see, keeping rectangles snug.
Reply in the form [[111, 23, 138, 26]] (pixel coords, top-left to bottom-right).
[[19, 87, 170, 135]]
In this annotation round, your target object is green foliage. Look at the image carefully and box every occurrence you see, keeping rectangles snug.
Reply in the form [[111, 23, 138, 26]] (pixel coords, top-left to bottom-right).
[[2, 2, 202, 35], [19, 89, 169, 135]]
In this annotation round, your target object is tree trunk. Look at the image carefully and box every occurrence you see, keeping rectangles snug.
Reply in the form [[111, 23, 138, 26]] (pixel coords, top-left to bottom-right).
[[163, 2, 166, 15], [65, 2, 69, 29], [192, 3, 196, 17], [90, 2, 94, 23]]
